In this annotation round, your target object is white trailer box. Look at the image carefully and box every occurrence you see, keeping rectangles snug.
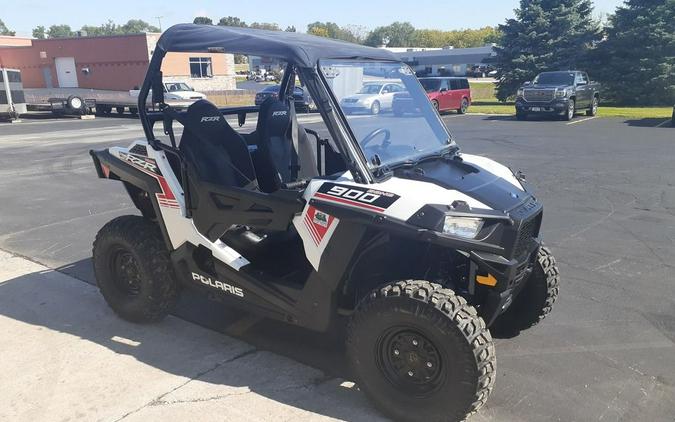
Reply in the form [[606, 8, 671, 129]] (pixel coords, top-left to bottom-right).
[[0, 68, 27, 120]]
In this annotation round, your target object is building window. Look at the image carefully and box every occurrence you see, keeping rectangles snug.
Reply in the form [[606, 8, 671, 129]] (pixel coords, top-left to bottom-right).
[[189, 57, 213, 78]]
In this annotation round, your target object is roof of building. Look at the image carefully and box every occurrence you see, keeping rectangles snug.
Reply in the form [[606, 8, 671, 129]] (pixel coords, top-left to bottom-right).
[[156, 24, 399, 68], [394, 45, 496, 66]]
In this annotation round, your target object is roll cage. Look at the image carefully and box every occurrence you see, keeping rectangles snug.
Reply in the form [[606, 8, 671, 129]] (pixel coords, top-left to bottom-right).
[[137, 24, 401, 184]]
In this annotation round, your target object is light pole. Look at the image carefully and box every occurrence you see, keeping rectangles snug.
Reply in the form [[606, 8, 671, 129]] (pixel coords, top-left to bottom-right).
[[155, 16, 163, 32]]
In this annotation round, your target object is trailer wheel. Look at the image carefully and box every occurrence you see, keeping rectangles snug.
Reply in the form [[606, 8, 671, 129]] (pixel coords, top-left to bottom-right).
[[116, 106, 125, 115], [347, 280, 496, 422], [67, 95, 85, 114]]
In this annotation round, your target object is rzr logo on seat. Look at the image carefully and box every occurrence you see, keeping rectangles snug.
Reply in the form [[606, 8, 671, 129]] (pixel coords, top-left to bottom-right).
[[200, 116, 221, 122], [272, 110, 288, 117], [192, 272, 244, 297], [119, 152, 157, 172]]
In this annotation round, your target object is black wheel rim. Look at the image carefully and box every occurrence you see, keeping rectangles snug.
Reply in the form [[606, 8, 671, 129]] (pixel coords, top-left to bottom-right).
[[376, 327, 445, 397], [110, 247, 142, 297]]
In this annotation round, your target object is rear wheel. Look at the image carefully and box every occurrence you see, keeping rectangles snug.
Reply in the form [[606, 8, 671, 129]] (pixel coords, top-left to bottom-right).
[[458, 98, 469, 114], [370, 101, 381, 115], [347, 280, 496, 422], [491, 246, 560, 336], [93, 215, 179, 323], [586, 96, 598, 116], [431, 99, 439, 113]]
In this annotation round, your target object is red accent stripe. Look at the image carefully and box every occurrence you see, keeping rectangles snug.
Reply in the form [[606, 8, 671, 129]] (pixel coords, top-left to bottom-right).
[[304, 221, 319, 245], [314, 192, 386, 212], [304, 214, 321, 245]]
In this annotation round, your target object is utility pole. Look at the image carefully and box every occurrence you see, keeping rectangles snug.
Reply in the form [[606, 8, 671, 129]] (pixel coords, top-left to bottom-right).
[[155, 16, 163, 32]]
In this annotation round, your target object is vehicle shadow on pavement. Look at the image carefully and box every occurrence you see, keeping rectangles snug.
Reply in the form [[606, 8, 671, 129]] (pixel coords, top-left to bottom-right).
[[623, 118, 673, 128], [0, 262, 385, 421]]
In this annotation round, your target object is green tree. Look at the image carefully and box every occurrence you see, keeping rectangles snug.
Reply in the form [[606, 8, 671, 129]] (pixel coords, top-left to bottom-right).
[[307, 21, 361, 43], [591, 0, 675, 105], [119, 19, 160, 34], [80, 20, 119, 36], [32, 25, 46, 39], [47, 24, 74, 38], [285, 25, 296, 32], [193, 17, 213, 25], [0, 18, 15, 36], [249, 22, 280, 31], [218, 16, 247, 27], [364, 22, 416, 47], [494, 0, 601, 101], [411, 27, 501, 48]]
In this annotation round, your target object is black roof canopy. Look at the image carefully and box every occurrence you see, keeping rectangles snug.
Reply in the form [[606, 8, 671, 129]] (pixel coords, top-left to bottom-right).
[[156, 24, 399, 68]]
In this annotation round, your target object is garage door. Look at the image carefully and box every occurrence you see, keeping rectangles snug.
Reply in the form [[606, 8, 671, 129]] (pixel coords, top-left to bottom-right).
[[55, 57, 78, 88]]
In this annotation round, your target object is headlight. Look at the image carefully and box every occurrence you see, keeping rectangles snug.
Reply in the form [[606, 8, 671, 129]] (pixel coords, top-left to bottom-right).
[[517, 88, 524, 97], [443, 216, 484, 239], [555, 89, 568, 98]]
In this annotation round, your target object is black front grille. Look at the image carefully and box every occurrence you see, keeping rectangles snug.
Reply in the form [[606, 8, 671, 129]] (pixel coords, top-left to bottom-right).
[[513, 213, 540, 258]]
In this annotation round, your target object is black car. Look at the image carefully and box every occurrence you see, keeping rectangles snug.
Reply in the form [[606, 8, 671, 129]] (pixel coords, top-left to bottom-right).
[[255, 85, 314, 112]]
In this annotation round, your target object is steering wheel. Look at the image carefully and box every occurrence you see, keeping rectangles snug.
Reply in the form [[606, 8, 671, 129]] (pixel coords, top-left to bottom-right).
[[361, 128, 391, 149]]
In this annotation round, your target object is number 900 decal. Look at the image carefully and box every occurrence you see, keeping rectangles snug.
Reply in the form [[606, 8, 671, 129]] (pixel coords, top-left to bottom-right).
[[314, 182, 400, 212]]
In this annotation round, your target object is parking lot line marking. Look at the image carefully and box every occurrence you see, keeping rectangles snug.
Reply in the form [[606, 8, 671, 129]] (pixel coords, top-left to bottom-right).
[[655, 119, 671, 128], [566, 116, 598, 125]]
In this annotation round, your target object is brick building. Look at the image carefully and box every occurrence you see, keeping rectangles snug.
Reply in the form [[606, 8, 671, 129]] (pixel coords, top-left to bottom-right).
[[0, 33, 236, 91]]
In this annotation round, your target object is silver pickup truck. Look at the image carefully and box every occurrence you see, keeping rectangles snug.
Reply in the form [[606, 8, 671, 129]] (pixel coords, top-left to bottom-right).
[[515, 71, 600, 121]]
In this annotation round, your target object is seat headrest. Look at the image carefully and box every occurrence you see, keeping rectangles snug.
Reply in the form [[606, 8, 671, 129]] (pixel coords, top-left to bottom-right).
[[183, 99, 230, 130], [257, 97, 291, 136]]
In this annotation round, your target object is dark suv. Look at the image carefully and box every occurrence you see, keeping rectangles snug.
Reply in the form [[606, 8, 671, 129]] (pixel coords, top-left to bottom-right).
[[515, 71, 600, 121]]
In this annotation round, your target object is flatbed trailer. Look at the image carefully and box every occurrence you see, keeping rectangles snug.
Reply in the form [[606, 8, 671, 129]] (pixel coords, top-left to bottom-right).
[[25, 88, 196, 117]]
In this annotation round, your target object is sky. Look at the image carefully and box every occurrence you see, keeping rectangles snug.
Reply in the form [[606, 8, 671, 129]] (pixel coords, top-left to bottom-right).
[[5, 0, 626, 37]]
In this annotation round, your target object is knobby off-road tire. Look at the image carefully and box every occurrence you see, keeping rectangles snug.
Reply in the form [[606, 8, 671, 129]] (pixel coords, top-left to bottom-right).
[[93, 215, 179, 323], [492, 246, 560, 336], [347, 280, 496, 422]]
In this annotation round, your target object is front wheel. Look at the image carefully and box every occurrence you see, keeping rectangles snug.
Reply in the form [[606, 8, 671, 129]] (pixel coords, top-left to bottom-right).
[[347, 280, 496, 422], [93, 215, 179, 323], [491, 246, 560, 336], [563, 99, 575, 121], [370, 101, 381, 115]]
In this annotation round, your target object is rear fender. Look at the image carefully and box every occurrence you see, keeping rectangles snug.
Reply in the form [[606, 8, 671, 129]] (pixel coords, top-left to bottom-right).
[[90, 148, 171, 247]]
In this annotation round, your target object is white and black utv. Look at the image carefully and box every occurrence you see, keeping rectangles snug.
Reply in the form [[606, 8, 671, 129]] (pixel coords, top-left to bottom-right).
[[90, 24, 559, 422]]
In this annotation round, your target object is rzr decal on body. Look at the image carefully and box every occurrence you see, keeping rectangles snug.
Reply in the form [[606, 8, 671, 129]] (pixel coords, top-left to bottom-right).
[[303, 206, 335, 246], [119, 152, 159, 173], [118, 152, 179, 209], [191, 272, 244, 297], [314, 182, 400, 212]]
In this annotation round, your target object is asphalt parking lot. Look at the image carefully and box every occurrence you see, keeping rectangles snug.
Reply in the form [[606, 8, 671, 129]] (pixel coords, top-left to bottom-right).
[[1, 112, 674, 421]]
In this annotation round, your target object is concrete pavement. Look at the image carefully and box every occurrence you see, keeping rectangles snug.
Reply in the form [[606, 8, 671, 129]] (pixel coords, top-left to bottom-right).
[[0, 250, 383, 422]]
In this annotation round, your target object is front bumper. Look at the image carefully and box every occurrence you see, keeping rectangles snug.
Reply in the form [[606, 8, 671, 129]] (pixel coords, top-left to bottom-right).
[[470, 244, 540, 326], [516, 98, 568, 114]]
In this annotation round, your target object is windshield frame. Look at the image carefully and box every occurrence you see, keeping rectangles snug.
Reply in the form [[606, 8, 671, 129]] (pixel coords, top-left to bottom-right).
[[317, 59, 456, 178]]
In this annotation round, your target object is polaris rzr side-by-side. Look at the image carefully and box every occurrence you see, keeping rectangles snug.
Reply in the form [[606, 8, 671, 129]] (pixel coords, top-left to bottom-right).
[[90, 24, 559, 422]]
